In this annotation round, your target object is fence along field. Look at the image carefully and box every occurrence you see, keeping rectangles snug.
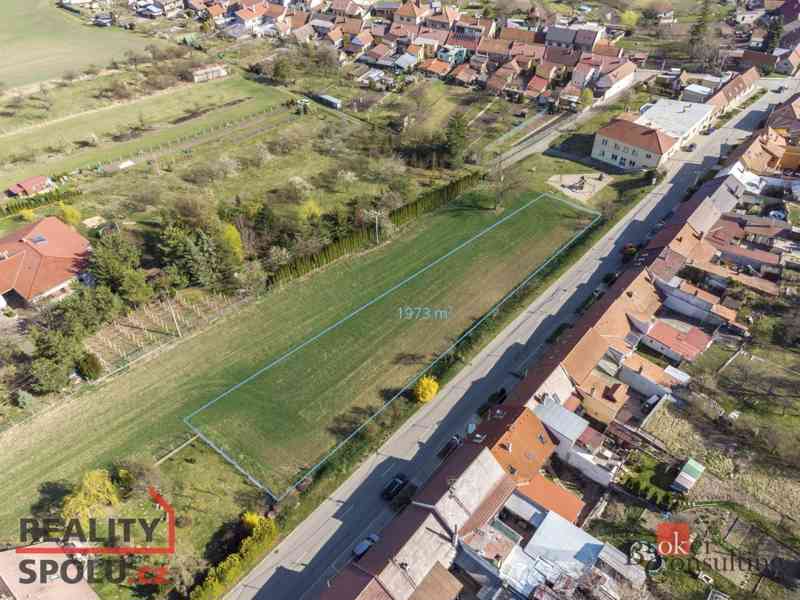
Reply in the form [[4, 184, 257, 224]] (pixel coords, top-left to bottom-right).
[[187, 193, 599, 497], [0, 192, 593, 539]]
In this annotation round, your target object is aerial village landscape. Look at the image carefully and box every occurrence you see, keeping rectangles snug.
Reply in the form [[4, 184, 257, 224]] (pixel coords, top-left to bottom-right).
[[1, 0, 800, 599]]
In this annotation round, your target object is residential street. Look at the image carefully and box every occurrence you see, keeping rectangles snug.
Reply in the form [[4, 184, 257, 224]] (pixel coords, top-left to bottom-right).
[[224, 76, 798, 600]]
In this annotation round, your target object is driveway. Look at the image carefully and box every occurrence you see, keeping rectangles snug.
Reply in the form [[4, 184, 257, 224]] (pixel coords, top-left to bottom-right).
[[224, 76, 795, 600]]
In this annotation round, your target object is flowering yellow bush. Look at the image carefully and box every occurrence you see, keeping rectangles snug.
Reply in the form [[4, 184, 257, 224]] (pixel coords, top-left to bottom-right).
[[414, 375, 439, 403]]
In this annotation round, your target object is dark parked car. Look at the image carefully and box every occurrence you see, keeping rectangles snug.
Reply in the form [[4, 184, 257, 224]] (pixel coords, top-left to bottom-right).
[[437, 435, 462, 459], [382, 474, 409, 500], [353, 534, 380, 560]]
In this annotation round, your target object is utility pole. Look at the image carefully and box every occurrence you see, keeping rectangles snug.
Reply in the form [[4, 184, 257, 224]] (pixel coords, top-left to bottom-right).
[[364, 209, 381, 244]]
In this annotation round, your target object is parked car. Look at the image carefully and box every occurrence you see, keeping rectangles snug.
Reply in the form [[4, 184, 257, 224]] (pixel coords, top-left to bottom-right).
[[682, 143, 697, 152], [353, 534, 380, 560], [701, 127, 713, 135], [437, 434, 462, 459], [382, 474, 409, 500]]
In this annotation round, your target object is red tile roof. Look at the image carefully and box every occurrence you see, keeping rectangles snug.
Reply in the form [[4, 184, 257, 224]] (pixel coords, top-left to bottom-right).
[[516, 473, 585, 524], [499, 27, 536, 44], [0, 217, 90, 301], [477, 37, 513, 57], [646, 322, 711, 361], [6, 176, 50, 196], [708, 67, 759, 109], [476, 406, 556, 483], [526, 74, 548, 94], [420, 57, 451, 76]]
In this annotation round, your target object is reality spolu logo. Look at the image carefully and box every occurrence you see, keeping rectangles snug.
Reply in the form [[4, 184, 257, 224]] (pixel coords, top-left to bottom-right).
[[16, 487, 176, 586]]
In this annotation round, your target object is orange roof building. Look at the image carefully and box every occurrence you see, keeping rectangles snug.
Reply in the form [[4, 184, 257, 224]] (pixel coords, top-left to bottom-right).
[[475, 406, 556, 483], [592, 118, 677, 169], [516, 473, 585, 524], [0, 217, 90, 305]]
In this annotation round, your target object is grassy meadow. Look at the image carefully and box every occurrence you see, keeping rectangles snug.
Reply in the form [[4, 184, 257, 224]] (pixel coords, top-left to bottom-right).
[[0, 191, 592, 540], [0, 76, 291, 190], [1, 0, 157, 88], [190, 193, 592, 493]]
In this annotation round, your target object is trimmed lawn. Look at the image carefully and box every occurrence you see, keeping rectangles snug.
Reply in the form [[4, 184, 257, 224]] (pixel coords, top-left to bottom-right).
[[0, 192, 591, 539], [1, 0, 161, 88]]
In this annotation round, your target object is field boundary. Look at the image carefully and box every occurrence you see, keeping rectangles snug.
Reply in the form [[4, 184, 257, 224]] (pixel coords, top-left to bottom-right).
[[184, 193, 601, 501]]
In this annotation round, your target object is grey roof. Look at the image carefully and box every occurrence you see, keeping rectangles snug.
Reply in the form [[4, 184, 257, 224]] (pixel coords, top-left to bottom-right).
[[504, 491, 548, 528], [546, 26, 576, 44], [574, 29, 599, 46], [524, 511, 604, 578], [532, 398, 588, 443], [598, 543, 647, 587], [687, 175, 743, 235], [684, 83, 713, 95], [635, 98, 714, 141], [395, 53, 418, 68]]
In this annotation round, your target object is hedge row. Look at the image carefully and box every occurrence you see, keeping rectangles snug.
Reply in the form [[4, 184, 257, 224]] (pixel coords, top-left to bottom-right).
[[189, 518, 278, 600], [0, 188, 81, 217], [389, 170, 484, 227], [268, 170, 484, 287]]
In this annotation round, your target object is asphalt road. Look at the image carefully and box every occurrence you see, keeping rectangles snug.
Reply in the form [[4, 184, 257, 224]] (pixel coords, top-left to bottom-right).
[[224, 76, 797, 600]]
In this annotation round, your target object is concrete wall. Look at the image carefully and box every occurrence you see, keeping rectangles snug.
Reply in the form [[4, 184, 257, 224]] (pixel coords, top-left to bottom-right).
[[565, 448, 615, 486], [640, 335, 682, 363], [618, 365, 668, 398], [591, 134, 663, 170], [598, 71, 634, 100]]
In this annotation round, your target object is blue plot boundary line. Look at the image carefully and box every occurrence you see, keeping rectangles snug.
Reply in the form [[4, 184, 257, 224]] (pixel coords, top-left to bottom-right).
[[183, 192, 601, 501]]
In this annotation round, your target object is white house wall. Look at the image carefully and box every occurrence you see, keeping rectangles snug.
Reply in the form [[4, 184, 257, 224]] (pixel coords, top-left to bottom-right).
[[618, 364, 669, 398], [564, 448, 614, 487]]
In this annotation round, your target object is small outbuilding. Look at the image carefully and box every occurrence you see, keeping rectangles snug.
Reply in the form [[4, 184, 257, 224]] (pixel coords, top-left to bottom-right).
[[671, 457, 705, 493]]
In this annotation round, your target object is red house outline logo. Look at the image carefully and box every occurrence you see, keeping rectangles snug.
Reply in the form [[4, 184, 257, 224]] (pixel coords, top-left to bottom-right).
[[16, 487, 176, 556]]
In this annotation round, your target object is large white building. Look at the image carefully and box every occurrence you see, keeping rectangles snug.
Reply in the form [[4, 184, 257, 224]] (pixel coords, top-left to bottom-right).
[[591, 117, 678, 169], [634, 98, 715, 147]]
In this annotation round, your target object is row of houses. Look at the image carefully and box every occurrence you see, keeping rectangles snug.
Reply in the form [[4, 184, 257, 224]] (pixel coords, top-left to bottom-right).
[[189, 0, 641, 105], [317, 140, 789, 599], [591, 68, 761, 171]]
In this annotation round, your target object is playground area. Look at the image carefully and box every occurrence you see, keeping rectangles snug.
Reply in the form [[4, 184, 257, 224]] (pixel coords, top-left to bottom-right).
[[548, 173, 613, 203]]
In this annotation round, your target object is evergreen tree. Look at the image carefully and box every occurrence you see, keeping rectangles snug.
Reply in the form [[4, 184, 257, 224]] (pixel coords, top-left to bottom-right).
[[445, 114, 468, 168], [766, 16, 784, 53]]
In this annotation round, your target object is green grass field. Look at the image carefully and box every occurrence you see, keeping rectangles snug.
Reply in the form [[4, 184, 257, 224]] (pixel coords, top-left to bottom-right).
[[0, 192, 591, 540], [190, 194, 593, 493], [1, 0, 158, 88], [0, 76, 290, 189]]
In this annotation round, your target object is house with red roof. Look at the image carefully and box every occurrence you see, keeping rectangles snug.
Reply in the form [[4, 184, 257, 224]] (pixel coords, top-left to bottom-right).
[[6, 176, 54, 198], [0, 217, 90, 308], [641, 321, 713, 363], [591, 118, 678, 169]]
